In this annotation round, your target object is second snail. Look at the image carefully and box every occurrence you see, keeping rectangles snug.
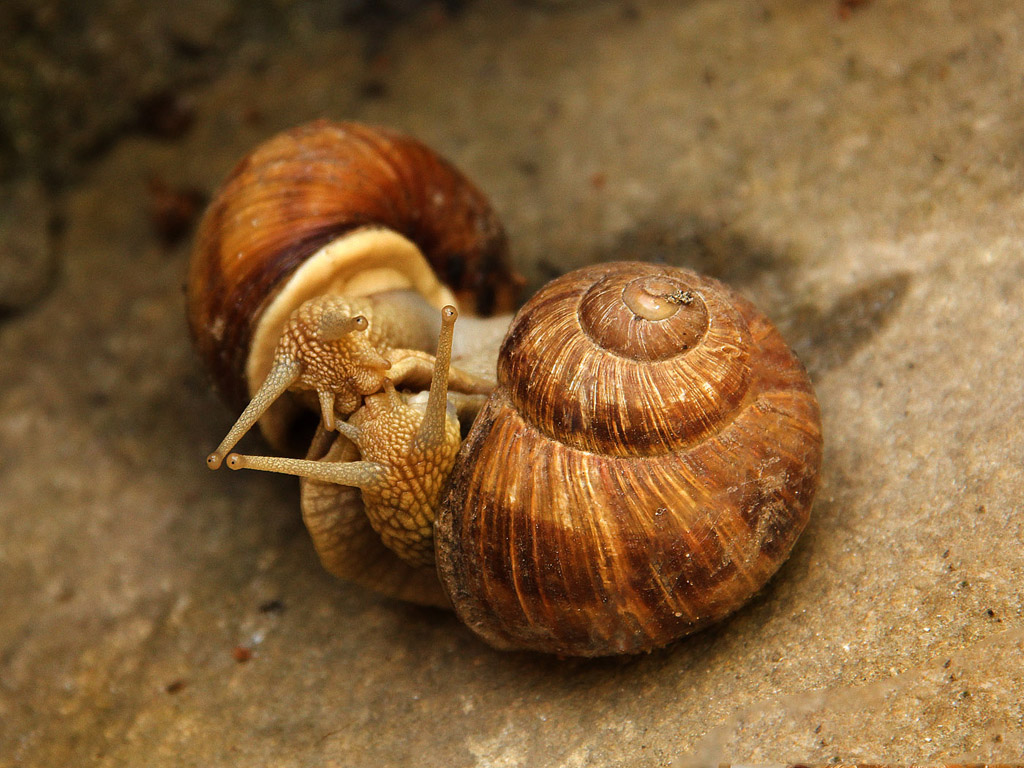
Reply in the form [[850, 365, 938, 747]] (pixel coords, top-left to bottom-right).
[[188, 120, 823, 657]]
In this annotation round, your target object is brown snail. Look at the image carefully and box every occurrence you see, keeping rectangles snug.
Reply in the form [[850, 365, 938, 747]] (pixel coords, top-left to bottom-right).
[[187, 120, 823, 656]]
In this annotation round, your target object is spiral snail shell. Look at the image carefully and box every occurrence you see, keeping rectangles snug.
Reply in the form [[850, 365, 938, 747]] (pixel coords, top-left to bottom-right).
[[188, 121, 822, 656], [437, 261, 822, 656]]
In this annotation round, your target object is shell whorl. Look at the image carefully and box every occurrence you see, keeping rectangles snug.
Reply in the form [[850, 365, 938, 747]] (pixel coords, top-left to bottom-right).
[[499, 261, 753, 457], [436, 261, 823, 656], [187, 120, 516, 409]]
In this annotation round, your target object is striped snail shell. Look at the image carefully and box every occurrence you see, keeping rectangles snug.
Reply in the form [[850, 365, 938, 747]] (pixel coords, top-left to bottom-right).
[[436, 261, 823, 656]]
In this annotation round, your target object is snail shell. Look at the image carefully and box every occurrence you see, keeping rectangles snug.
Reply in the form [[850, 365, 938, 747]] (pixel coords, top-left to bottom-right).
[[186, 119, 518, 415], [436, 261, 823, 656]]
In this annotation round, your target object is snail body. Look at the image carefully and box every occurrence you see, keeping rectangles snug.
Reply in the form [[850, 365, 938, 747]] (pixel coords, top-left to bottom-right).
[[188, 121, 822, 656]]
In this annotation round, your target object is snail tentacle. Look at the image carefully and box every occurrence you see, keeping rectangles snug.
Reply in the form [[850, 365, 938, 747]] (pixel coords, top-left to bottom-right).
[[415, 306, 458, 450], [207, 357, 301, 469], [385, 349, 495, 396], [317, 390, 337, 432], [226, 452, 387, 489]]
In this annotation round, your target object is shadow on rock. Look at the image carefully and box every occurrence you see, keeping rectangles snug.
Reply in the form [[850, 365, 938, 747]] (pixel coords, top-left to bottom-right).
[[783, 271, 912, 378]]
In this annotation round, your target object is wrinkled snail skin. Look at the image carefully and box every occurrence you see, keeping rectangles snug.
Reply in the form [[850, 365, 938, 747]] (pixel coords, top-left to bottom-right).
[[227, 306, 465, 607], [435, 262, 823, 657], [300, 426, 452, 607]]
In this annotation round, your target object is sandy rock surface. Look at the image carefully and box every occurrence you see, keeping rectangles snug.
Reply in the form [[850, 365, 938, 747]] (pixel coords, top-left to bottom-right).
[[1, 1, 1022, 765]]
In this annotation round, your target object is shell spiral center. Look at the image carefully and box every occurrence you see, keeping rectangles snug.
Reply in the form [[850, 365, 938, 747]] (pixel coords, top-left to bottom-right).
[[498, 262, 754, 457], [579, 273, 710, 361]]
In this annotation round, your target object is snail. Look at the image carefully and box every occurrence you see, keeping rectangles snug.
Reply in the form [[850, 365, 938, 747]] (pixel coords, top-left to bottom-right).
[[187, 120, 823, 656]]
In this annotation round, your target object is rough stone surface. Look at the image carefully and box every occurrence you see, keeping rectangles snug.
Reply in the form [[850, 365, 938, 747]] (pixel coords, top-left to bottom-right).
[[1, 1, 1023, 765], [0, 178, 54, 313]]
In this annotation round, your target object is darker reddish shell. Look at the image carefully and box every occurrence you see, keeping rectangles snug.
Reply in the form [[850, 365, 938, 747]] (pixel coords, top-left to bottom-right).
[[186, 120, 520, 408], [435, 262, 822, 656]]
